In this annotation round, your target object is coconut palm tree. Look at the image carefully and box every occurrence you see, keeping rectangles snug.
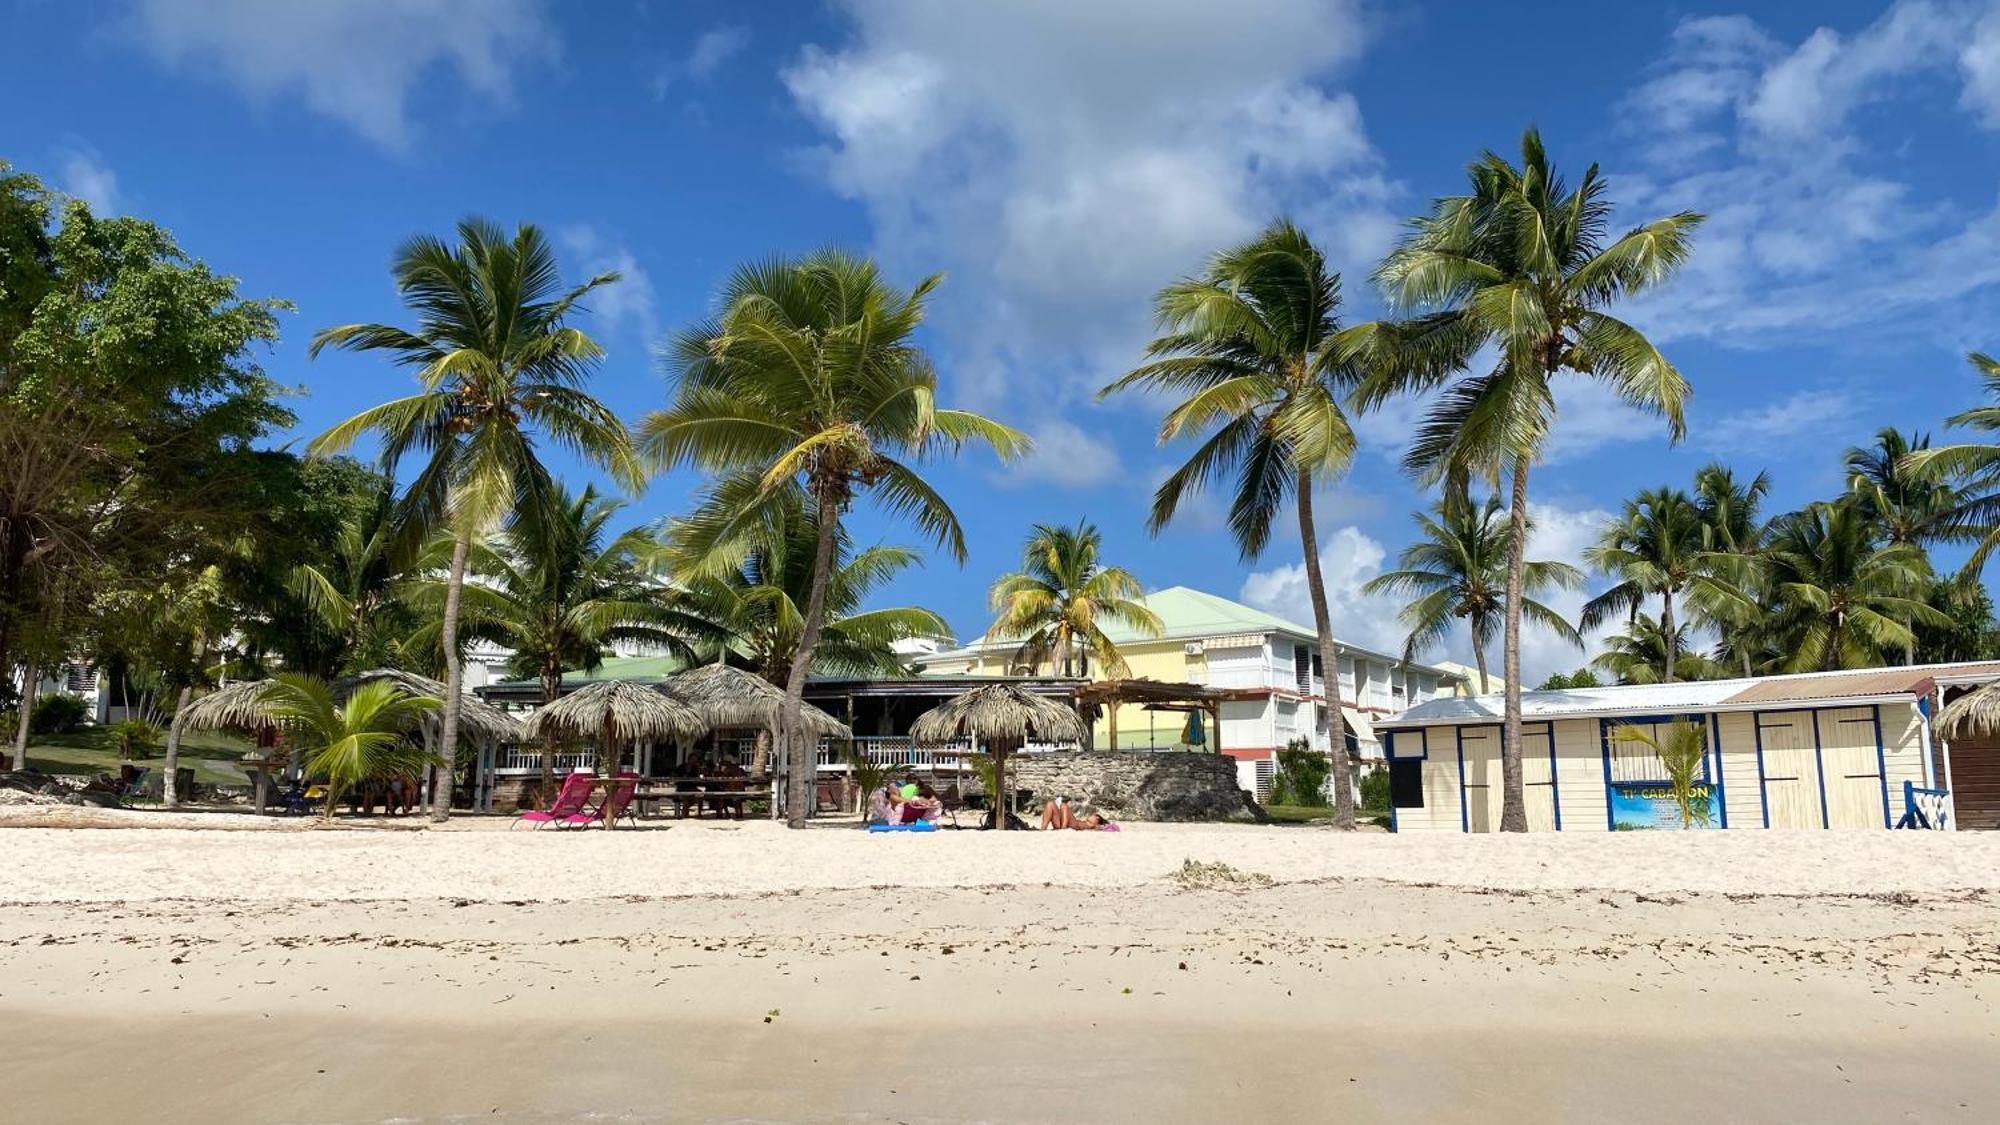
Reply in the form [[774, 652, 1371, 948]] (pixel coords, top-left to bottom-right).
[[640, 251, 1028, 827], [254, 674, 440, 823], [439, 484, 700, 801], [1362, 490, 1584, 694], [308, 219, 642, 821], [987, 520, 1163, 678], [1844, 428, 1974, 663], [1100, 219, 1368, 828], [1762, 501, 1947, 672], [1691, 464, 1774, 676], [1580, 488, 1748, 684], [1356, 129, 1703, 831], [287, 485, 421, 676], [1908, 353, 2000, 573], [1590, 613, 1724, 685]]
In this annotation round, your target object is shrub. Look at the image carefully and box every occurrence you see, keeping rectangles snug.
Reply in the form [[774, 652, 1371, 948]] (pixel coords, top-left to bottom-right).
[[28, 693, 88, 735], [108, 718, 163, 760], [1272, 738, 1330, 808], [1359, 767, 1391, 813]]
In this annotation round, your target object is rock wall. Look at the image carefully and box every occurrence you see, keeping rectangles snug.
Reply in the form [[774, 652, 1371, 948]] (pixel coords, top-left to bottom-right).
[[1006, 751, 1266, 823]]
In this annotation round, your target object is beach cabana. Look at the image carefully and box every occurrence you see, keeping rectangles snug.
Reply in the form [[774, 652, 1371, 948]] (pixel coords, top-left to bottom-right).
[[522, 678, 707, 806], [911, 683, 1087, 830], [660, 662, 852, 771]]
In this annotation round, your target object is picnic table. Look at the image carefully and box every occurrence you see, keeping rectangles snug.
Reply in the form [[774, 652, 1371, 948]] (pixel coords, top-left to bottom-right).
[[635, 775, 763, 821]]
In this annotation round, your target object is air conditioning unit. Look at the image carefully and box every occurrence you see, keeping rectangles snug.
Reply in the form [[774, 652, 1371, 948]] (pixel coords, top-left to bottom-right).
[[1184, 641, 1205, 656]]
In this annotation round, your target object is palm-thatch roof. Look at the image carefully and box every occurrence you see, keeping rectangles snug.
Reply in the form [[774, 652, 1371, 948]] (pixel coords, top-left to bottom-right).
[[523, 678, 708, 745], [178, 670, 528, 745], [1939, 683, 2000, 739], [910, 683, 1087, 744], [658, 663, 851, 739]]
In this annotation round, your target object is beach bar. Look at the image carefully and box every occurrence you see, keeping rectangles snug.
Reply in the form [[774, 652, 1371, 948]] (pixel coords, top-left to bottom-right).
[[1376, 661, 2000, 832]]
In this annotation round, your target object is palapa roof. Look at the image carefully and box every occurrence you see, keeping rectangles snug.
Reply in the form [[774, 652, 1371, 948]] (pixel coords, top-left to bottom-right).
[[523, 678, 707, 744], [1939, 682, 2000, 739], [910, 683, 1087, 744], [178, 670, 527, 745], [658, 663, 850, 739]]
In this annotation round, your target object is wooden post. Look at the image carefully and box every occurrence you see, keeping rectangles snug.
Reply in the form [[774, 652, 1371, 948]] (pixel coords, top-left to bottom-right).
[[1107, 704, 1119, 754], [993, 739, 1010, 831]]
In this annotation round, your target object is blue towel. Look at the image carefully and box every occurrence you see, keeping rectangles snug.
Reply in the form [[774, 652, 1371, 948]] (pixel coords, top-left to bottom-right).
[[867, 821, 939, 833]]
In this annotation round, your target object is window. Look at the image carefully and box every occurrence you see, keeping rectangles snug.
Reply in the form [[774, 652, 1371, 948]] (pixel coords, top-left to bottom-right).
[[1294, 645, 1311, 690], [1390, 760, 1425, 808], [1605, 718, 1711, 784]]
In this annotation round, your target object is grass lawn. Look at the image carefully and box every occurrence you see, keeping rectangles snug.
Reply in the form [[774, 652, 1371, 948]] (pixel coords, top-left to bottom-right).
[[17, 728, 256, 786], [1264, 803, 1393, 828]]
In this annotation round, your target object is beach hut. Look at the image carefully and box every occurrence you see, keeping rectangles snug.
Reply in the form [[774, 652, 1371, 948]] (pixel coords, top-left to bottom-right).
[[1374, 660, 2000, 833], [523, 678, 707, 776], [659, 662, 851, 773], [911, 683, 1087, 830]]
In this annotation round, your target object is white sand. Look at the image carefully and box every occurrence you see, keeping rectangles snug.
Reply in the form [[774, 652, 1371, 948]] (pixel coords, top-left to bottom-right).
[[3, 821, 1997, 1122], [1, 817, 1998, 902]]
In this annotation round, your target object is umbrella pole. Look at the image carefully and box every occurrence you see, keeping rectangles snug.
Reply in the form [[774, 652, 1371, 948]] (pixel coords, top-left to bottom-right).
[[994, 740, 1010, 831]]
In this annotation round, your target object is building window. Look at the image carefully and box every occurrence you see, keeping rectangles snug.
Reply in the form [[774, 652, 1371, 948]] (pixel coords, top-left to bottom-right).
[[1294, 645, 1311, 690], [1390, 760, 1424, 808]]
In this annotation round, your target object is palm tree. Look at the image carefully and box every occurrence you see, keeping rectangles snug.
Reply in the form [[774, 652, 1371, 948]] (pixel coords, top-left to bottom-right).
[[1580, 488, 1747, 684], [1844, 428, 1972, 663], [1362, 490, 1584, 694], [1358, 129, 1703, 831], [1590, 613, 1724, 684], [308, 219, 641, 821], [1909, 353, 2000, 573], [1762, 501, 1946, 672], [288, 486, 419, 676], [1692, 464, 1773, 676], [988, 520, 1163, 678], [640, 251, 1028, 827], [443, 485, 698, 802], [1100, 219, 1368, 828], [256, 674, 440, 823]]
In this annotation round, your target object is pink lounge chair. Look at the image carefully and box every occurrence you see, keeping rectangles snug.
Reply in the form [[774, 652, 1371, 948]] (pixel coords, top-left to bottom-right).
[[563, 772, 640, 829], [513, 771, 597, 829]]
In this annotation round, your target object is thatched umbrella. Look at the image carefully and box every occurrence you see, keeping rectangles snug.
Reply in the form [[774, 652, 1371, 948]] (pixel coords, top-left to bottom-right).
[[180, 680, 288, 813], [659, 663, 850, 776], [910, 684, 1086, 830], [1939, 684, 2000, 740], [523, 678, 707, 784], [345, 669, 526, 746]]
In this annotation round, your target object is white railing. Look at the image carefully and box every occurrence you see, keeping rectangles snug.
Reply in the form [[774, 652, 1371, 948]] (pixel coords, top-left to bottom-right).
[[816, 736, 975, 772], [496, 747, 596, 775]]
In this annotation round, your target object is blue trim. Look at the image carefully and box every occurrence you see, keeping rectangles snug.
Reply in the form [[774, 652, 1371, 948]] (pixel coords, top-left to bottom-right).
[[1809, 709, 1831, 829], [1454, 726, 1469, 833], [1596, 719, 1617, 831], [1537, 721, 1562, 831], [1871, 705, 1891, 829], [1384, 729, 1427, 761], [1708, 712, 1729, 829], [1751, 711, 1772, 828]]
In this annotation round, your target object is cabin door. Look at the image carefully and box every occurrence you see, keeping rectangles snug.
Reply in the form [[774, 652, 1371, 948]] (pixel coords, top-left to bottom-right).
[[1520, 725, 1558, 831], [1459, 727, 1503, 833], [1758, 712, 1824, 829], [1817, 707, 1887, 829]]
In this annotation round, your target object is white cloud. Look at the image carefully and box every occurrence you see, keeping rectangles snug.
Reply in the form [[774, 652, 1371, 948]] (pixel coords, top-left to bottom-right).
[[123, 0, 554, 149], [1617, 3, 2000, 346], [557, 225, 658, 342], [653, 22, 751, 97], [1703, 389, 1863, 454], [58, 147, 119, 214], [783, 0, 1395, 415], [996, 418, 1123, 489], [1237, 499, 1616, 686]]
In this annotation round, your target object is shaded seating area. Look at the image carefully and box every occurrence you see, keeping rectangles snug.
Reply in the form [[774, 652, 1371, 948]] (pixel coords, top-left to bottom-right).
[[1073, 679, 1226, 753]]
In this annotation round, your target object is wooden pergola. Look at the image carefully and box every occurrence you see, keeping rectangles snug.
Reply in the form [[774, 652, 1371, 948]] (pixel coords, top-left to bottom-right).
[[1073, 679, 1227, 752]]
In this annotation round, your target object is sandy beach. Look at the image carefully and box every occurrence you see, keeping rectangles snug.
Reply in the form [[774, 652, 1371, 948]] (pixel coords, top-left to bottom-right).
[[2, 821, 1996, 1123]]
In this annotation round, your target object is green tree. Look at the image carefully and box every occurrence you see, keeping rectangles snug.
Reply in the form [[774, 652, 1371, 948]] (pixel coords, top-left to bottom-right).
[[1101, 219, 1368, 828], [1691, 464, 1774, 677], [1590, 613, 1725, 684], [254, 674, 440, 823], [1844, 428, 1973, 663], [1762, 501, 1948, 672], [640, 251, 1027, 827], [309, 219, 642, 821], [1613, 719, 1711, 828], [1363, 490, 1583, 694], [1358, 129, 1703, 831], [285, 484, 421, 677], [1581, 487, 1748, 684], [988, 520, 1163, 678], [1536, 668, 1602, 690], [1911, 576, 2000, 663], [0, 163, 291, 751], [1908, 353, 2000, 574]]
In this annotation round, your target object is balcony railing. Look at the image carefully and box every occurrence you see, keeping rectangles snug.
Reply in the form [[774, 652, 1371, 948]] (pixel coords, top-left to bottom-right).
[[814, 735, 1081, 771], [496, 747, 597, 776]]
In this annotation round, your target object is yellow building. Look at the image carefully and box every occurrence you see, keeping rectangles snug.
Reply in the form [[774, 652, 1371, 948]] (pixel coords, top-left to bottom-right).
[[914, 586, 1464, 798]]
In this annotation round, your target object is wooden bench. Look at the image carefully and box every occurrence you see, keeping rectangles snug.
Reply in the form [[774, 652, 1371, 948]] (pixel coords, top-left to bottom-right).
[[639, 780, 758, 820]]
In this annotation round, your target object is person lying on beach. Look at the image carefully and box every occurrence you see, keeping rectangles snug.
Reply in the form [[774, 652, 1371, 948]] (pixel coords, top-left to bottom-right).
[[1039, 797, 1114, 831]]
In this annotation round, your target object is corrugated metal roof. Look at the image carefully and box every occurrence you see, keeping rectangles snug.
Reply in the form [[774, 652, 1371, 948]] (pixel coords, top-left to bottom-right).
[[1380, 659, 2000, 727]]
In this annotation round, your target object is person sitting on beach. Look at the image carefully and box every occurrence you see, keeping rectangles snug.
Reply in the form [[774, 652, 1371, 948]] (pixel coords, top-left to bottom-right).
[[1040, 796, 1114, 831], [887, 780, 940, 825]]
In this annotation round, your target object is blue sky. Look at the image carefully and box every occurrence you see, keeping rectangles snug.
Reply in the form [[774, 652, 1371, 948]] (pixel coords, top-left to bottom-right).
[[7, 0, 2000, 680]]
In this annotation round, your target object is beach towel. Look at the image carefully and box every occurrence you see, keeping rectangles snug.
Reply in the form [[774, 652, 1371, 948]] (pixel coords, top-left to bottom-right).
[[867, 821, 939, 833]]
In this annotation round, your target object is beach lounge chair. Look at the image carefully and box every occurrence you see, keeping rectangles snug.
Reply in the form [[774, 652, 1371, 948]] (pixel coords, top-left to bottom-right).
[[562, 772, 640, 829], [513, 771, 597, 829]]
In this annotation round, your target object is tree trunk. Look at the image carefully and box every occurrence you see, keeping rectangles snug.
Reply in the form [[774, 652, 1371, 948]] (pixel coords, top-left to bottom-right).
[[1473, 634, 1491, 696], [1660, 589, 1678, 685], [538, 666, 560, 809], [1295, 469, 1355, 830], [992, 743, 1010, 830], [10, 657, 35, 770], [1499, 457, 1531, 833], [432, 528, 472, 823], [779, 481, 844, 829], [163, 684, 192, 808], [749, 729, 772, 777]]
